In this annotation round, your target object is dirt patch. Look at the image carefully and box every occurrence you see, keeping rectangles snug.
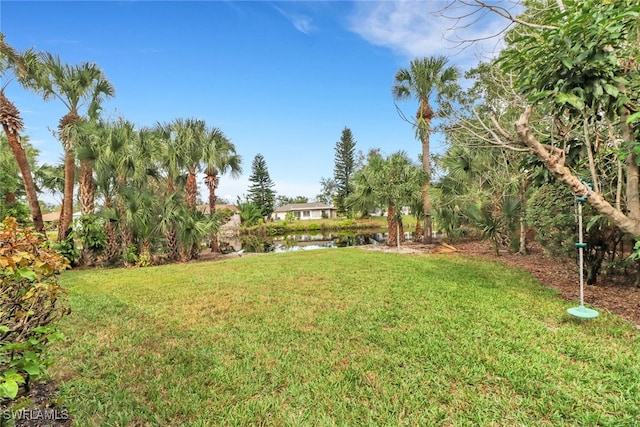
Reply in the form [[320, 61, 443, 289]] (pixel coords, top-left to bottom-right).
[[3, 382, 71, 427]]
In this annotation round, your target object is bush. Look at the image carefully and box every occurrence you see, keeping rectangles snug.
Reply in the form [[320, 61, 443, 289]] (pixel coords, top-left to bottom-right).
[[526, 183, 576, 259], [74, 214, 107, 253], [0, 217, 70, 401], [0, 201, 30, 225], [48, 238, 80, 266], [526, 182, 624, 285]]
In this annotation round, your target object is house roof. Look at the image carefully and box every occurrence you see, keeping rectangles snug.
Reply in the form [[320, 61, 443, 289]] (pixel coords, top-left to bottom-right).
[[196, 204, 240, 215], [41, 211, 82, 222], [274, 203, 335, 213], [42, 211, 61, 222]]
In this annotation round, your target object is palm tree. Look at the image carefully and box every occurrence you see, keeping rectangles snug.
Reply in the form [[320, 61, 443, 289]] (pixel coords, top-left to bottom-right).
[[392, 55, 460, 243], [153, 120, 190, 260], [203, 127, 241, 252], [34, 163, 65, 201], [0, 36, 44, 231], [203, 127, 242, 214], [349, 150, 426, 247], [175, 118, 208, 210], [38, 53, 114, 240], [93, 121, 159, 263]]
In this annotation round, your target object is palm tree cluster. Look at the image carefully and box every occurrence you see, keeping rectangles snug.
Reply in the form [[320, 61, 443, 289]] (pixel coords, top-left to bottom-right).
[[347, 150, 426, 247], [0, 34, 242, 265]]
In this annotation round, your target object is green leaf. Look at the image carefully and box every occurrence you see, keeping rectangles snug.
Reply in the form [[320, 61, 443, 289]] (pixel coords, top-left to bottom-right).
[[0, 379, 19, 399], [556, 92, 585, 110], [593, 84, 603, 98], [626, 111, 640, 124], [561, 58, 573, 69], [0, 326, 9, 333], [2, 370, 25, 384], [603, 84, 619, 97], [16, 268, 37, 281], [21, 361, 42, 377]]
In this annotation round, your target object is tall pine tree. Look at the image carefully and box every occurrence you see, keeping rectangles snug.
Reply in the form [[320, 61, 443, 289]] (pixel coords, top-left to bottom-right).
[[247, 153, 276, 219], [333, 127, 356, 216]]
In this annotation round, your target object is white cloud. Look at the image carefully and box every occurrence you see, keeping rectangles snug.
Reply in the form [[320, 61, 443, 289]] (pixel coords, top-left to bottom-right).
[[348, 1, 516, 70], [274, 6, 314, 35]]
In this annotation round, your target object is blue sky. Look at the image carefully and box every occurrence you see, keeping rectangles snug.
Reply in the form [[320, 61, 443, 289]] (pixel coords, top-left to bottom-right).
[[1, 1, 511, 204]]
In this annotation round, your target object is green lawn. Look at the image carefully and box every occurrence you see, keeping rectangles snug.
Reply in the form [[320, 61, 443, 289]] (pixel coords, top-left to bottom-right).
[[53, 249, 639, 426]]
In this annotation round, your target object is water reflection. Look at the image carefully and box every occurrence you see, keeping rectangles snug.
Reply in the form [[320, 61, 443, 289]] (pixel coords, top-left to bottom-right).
[[220, 230, 414, 253]]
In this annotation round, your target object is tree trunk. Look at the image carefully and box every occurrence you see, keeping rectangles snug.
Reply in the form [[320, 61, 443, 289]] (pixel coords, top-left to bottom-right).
[[420, 116, 433, 244], [0, 92, 44, 233], [518, 180, 527, 255], [3, 127, 44, 232], [78, 159, 95, 215], [205, 173, 219, 253], [422, 183, 432, 244], [186, 167, 197, 210], [102, 197, 118, 263], [624, 152, 640, 216], [166, 226, 179, 261], [57, 112, 81, 241], [103, 221, 119, 263], [414, 216, 423, 243], [386, 206, 404, 247], [57, 148, 75, 241], [515, 106, 640, 238], [616, 81, 640, 220]]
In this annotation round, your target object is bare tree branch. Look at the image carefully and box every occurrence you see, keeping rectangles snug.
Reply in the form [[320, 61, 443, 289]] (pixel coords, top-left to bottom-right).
[[469, 0, 558, 30]]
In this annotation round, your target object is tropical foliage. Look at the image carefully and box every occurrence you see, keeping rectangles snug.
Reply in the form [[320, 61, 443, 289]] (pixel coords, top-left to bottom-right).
[[0, 217, 69, 401], [348, 150, 426, 246], [430, 0, 640, 280], [333, 127, 357, 216], [37, 53, 115, 240]]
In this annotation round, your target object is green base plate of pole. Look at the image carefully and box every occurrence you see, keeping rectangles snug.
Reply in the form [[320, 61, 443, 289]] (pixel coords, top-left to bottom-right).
[[567, 305, 599, 319]]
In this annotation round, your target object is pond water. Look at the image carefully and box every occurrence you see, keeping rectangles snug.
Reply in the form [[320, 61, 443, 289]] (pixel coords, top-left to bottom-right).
[[219, 230, 415, 253]]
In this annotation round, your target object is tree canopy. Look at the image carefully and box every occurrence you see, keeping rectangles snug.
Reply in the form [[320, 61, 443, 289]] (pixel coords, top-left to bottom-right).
[[247, 153, 276, 220]]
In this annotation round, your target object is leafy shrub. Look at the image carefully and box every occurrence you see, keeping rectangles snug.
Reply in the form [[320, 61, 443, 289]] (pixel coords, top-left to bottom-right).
[[0, 201, 30, 225], [240, 234, 273, 253], [526, 182, 624, 285], [124, 244, 138, 264], [48, 238, 80, 266], [0, 217, 70, 401], [266, 223, 287, 236], [526, 183, 576, 259], [73, 214, 107, 254]]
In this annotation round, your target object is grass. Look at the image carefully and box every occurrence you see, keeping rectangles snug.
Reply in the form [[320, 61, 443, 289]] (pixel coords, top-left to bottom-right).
[[53, 249, 639, 426]]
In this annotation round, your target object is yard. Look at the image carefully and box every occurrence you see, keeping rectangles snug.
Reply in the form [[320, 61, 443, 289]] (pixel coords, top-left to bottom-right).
[[49, 248, 639, 426]]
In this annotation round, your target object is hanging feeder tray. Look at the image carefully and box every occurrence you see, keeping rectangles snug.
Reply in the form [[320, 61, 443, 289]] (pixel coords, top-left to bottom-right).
[[567, 305, 599, 319]]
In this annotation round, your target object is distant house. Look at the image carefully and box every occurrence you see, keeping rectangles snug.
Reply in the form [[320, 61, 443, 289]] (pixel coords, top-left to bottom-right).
[[41, 211, 82, 222], [196, 204, 241, 230], [272, 203, 337, 221]]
